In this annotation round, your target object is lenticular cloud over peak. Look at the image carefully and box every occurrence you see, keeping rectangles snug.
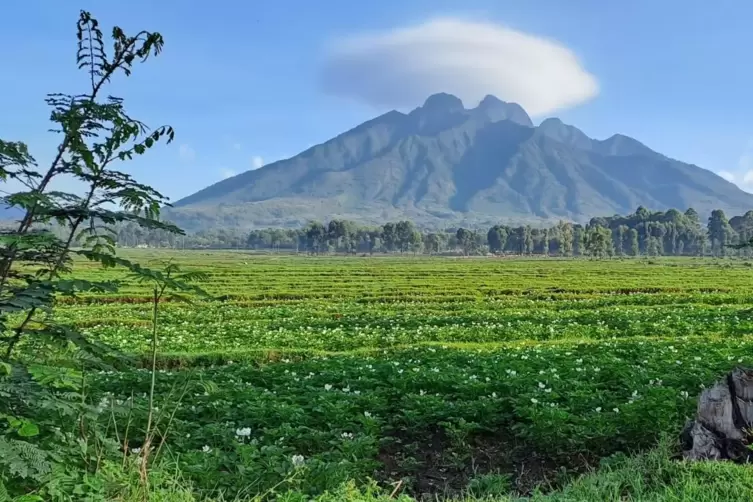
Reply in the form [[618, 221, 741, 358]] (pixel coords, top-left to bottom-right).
[[319, 18, 599, 116]]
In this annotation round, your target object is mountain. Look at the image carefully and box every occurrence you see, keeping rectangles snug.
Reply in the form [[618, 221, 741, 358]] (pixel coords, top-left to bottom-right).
[[167, 93, 753, 230], [0, 203, 24, 222]]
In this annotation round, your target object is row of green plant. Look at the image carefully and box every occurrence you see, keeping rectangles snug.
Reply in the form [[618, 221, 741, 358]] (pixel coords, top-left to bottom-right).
[[49, 301, 753, 354], [56, 254, 753, 303], [85, 336, 753, 498]]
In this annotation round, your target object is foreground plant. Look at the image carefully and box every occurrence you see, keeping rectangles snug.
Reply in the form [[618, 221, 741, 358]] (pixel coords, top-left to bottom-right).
[[0, 10, 188, 499], [127, 260, 207, 490]]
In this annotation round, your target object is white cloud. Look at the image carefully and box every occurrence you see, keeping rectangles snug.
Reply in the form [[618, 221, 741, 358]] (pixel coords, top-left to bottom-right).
[[717, 139, 753, 193], [219, 168, 236, 179], [319, 18, 598, 116], [251, 156, 265, 170], [718, 170, 736, 182], [179, 144, 195, 161]]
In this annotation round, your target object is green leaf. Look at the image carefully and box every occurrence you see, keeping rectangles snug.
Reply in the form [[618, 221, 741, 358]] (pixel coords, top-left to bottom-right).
[[16, 495, 44, 502], [17, 421, 39, 438]]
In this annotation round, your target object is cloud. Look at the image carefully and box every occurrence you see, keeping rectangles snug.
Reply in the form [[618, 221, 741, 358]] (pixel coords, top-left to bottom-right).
[[179, 144, 195, 161], [718, 170, 736, 182], [251, 156, 265, 170], [319, 18, 598, 116], [219, 168, 236, 179], [717, 140, 753, 193]]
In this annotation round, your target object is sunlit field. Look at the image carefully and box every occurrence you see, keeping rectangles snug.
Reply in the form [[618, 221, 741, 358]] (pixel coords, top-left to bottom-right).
[[69, 251, 753, 498]]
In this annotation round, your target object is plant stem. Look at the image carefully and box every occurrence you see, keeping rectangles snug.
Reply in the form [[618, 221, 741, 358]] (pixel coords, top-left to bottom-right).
[[145, 286, 159, 443]]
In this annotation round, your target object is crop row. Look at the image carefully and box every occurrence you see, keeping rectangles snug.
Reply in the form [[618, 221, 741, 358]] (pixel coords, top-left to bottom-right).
[[90, 336, 753, 496], [48, 298, 752, 354], [65, 254, 753, 299]]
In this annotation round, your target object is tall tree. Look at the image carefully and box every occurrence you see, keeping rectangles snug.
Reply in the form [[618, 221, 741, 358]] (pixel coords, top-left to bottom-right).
[[487, 225, 508, 254], [381, 222, 397, 252], [708, 209, 736, 257], [627, 228, 639, 256], [305, 222, 327, 254], [584, 226, 614, 259], [557, 221, 574, 257]]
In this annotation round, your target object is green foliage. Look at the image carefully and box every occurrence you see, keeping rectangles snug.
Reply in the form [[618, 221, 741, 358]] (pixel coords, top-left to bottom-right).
[[0, 9, 190, 499], [46, 252, 753, 499], [148, 205, 753, 258]]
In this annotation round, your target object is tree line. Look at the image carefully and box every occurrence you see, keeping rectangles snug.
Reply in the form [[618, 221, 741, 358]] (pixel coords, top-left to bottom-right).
[[92, 206, 753, 257]]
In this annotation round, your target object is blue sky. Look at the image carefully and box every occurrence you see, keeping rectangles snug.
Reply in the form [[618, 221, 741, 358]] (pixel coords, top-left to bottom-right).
[[2, 0, 753, 202]]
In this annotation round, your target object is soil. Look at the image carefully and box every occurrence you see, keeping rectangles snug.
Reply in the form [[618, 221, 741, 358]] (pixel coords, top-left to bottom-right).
[[375, 427, 598, 499]]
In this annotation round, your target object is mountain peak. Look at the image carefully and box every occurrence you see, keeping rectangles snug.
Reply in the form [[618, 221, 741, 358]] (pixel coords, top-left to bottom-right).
[[421, 93, 464, 113], [169, 92, 753, 230], [474, 95, 533, 127], [478, 94, 504, 108], [537, 117, 591, 149], [596, 133, 654, 157]]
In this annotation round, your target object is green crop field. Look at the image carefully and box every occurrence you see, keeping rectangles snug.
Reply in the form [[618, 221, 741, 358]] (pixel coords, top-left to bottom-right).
[[60, 252, 753, 500]]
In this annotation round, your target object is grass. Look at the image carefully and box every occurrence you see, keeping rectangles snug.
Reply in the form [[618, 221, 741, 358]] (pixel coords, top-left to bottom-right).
[[51, 251, 753, 500]]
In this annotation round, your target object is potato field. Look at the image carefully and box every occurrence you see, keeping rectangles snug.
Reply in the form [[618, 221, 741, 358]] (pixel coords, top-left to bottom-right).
[[64, 252, 753, 500]]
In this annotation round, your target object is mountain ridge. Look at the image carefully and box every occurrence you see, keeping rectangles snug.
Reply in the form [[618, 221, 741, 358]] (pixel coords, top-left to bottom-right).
[[168, 93, 753, 230]]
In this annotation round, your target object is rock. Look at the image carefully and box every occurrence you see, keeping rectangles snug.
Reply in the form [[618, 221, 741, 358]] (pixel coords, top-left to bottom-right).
[[682, 367, 753, 462]]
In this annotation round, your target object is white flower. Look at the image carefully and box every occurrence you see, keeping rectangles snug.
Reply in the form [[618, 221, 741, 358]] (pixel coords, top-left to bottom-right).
[[235, 427, 252, 437], [492, 392, 498, 398], [341, 432, 354, 440], [202, 445, 212, 453], [538, 382, 546, 389], [131, 447, 141, 454], [613, 408, 619, 413], [324, 384, 333, 391], [595, 407, 602, 413], [97, 397, 109, 412], [680, 391, 689, 399], [530, 398, 538, 404], [364, 411, 372, 418], [291, 454, 305, 468]]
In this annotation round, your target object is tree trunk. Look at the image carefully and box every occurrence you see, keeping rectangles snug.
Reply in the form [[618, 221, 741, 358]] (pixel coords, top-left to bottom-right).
[[681, 367, 753, 462]]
